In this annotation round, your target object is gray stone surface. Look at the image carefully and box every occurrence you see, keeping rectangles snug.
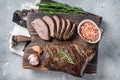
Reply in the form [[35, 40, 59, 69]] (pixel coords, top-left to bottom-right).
[[0, 0, 120, 80]]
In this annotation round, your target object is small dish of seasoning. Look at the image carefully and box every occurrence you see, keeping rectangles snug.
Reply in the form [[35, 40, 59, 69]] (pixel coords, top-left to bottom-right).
[[77, 19, 101, 43]]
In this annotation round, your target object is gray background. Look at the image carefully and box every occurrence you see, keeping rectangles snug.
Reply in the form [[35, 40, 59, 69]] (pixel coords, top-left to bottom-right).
[[0, 0, 120, 80]]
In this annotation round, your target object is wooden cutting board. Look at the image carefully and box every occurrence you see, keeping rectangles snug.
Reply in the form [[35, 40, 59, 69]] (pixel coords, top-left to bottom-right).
[[22, 12, 102, 75]]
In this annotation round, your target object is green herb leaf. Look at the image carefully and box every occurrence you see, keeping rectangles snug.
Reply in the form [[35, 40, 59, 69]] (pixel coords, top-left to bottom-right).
[[58, 51, 75, 64]]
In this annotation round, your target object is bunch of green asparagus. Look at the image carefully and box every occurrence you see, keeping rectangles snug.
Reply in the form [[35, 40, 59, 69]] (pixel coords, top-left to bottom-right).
[[36, 2, 86, 14]]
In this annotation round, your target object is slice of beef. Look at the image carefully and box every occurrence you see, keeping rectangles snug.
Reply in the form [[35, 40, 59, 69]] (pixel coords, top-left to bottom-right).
[[58, 18, 66, 40], [42, 15, 56, 38], [63, 19, 72, 40], [31, 18, 50, 40], [52, 15, 62, 39], [66, 23, 77, 40]]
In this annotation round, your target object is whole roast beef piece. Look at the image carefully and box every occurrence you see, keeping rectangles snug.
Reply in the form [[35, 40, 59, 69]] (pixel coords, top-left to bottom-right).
[[52, 15, 62, 39], [42, 15, 56, 38], [31, 18, 50, 40], [42, 42, 96, 77]]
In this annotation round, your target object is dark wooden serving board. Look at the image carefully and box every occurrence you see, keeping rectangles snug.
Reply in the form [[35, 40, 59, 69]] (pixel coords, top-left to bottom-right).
[[22, 12, 102, 75]]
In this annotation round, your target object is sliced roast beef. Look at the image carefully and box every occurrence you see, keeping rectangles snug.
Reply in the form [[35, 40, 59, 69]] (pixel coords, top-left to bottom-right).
[[66, 23, 76, 40], [42, 15, 56, 38], [63, 19, 72, 40], [31, 18, 50, 40], [52, 15, 62, 38], [58, 18, 66, 40], [31, 15, 77, 41]]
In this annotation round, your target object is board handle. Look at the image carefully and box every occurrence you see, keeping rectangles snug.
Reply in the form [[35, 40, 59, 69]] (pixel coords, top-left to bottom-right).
[[12, 9, 39, 28], [12, 35, 31, 47]]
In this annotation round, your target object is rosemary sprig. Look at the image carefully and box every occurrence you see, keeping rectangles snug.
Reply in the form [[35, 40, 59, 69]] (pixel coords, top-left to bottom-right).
[[58, 51, 74, 64]]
